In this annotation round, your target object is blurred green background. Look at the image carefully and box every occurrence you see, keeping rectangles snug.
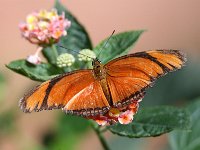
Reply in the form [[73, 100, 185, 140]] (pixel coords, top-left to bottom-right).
[[1, 0, 200, 150]]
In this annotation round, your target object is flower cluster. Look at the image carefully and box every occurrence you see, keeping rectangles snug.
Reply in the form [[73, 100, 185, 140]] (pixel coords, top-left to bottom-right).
[[19, 9, 71, 45], [78, 49, 96, 61], [94, 100, 141, 126], [57, 53, 75, 67]]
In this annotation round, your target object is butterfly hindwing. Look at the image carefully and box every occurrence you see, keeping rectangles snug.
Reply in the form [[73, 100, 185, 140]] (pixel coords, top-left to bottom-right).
[[63, 80, 110, 116], [105, 50, 186, 106]]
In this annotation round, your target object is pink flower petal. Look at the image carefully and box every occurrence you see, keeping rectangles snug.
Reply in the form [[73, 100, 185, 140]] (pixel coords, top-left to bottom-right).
[[118, 110, 134, 125], [26, 54, 41, 65]]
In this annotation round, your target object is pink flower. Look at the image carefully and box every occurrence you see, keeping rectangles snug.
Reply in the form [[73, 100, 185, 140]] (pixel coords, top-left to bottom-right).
[[93, 100, 141, 126], [118, 110, 134, 125], [19, 9, 71, 45], [26, 47, 42, 65]]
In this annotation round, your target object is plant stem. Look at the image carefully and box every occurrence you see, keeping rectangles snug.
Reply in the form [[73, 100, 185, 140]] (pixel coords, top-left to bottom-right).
[[90, 121, 111, 150], [51, 44, 59, 63]]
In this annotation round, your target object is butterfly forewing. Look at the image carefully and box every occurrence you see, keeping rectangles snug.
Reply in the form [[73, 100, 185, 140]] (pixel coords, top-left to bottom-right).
[[105, 50, 186, 106], [20, 70, 110, 115], [147, 50, 185, 70]]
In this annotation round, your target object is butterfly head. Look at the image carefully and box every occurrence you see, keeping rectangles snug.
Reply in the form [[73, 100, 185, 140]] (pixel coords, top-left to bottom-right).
[[92, 58, 105, 79], [92, 58, 101, 67]]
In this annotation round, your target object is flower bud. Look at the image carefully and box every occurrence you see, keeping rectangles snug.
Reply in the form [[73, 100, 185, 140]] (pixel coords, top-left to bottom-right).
[[78, 49, 96, 62], [56, 53, 75, 67]]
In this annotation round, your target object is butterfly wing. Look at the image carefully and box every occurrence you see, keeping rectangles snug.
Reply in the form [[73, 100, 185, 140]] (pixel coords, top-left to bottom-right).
[[105, 50, 186, 107], [20, 69, 110, 116]]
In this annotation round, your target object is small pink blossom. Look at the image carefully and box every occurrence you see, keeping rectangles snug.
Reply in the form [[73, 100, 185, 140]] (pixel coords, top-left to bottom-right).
[[118, 110, 134, 125], [19, 9, 71, 45], [26, 47, 42, 65]]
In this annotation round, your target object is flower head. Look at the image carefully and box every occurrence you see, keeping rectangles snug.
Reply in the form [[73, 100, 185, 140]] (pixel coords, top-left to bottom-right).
[[78, 49, 96, 62], [93, 100, 141, 126], [56, 53, 75, 67], [19, 9, 71, 45]]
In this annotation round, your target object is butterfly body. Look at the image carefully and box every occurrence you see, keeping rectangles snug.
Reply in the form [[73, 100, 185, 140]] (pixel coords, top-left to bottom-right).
[[20, 50, 186, 121], [92, 58, 113, 106]]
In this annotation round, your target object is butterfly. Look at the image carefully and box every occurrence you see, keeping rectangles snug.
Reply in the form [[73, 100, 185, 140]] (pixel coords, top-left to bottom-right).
[[20, 49, 186, 120]]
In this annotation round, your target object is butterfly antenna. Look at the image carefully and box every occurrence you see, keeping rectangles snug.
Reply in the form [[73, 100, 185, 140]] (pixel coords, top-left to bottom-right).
[[58, 45, 94, 60], [97, 30, 116, 58]]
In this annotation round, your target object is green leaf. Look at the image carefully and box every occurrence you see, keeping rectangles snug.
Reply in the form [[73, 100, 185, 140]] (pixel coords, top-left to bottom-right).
[[169, 98, 200, 150], [94, 30, 144, 64], [42, 0, 93, 64], [6, 60, 62, 82], [108, 106, 189, 138], [55, 0, 92, 50], [42, 44, 59, 65]]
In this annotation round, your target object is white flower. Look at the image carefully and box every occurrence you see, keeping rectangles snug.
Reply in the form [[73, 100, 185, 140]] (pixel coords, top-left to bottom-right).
[[27, 55, 41, 65]]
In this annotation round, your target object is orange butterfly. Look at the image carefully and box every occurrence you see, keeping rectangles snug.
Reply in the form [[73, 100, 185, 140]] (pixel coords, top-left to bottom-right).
[[20, 50, 186, 125]]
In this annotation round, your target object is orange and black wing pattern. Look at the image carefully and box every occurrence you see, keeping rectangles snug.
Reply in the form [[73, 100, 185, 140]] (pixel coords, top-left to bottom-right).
[[20, 69, 110, 116], [105, 50, 186, 107], [20, 49, 186, 118]]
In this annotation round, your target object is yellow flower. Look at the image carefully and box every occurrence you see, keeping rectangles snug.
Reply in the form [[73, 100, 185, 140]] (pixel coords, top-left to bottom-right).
[[108, 108, 120, 117], [38, 21, 49, 29], [38, 9, 48, 18], [46, 9, 57, 19], [26, 15, 37, 24]]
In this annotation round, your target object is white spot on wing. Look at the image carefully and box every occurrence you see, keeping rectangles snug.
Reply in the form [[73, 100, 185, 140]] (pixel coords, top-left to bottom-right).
[[64, 83, 94, 110]]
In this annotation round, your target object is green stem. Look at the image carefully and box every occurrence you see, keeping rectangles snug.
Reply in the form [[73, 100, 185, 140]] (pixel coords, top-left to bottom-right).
[[90, 121, 111, 150], [51, 44, 59, 63], [51, 44, 68, 73]]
